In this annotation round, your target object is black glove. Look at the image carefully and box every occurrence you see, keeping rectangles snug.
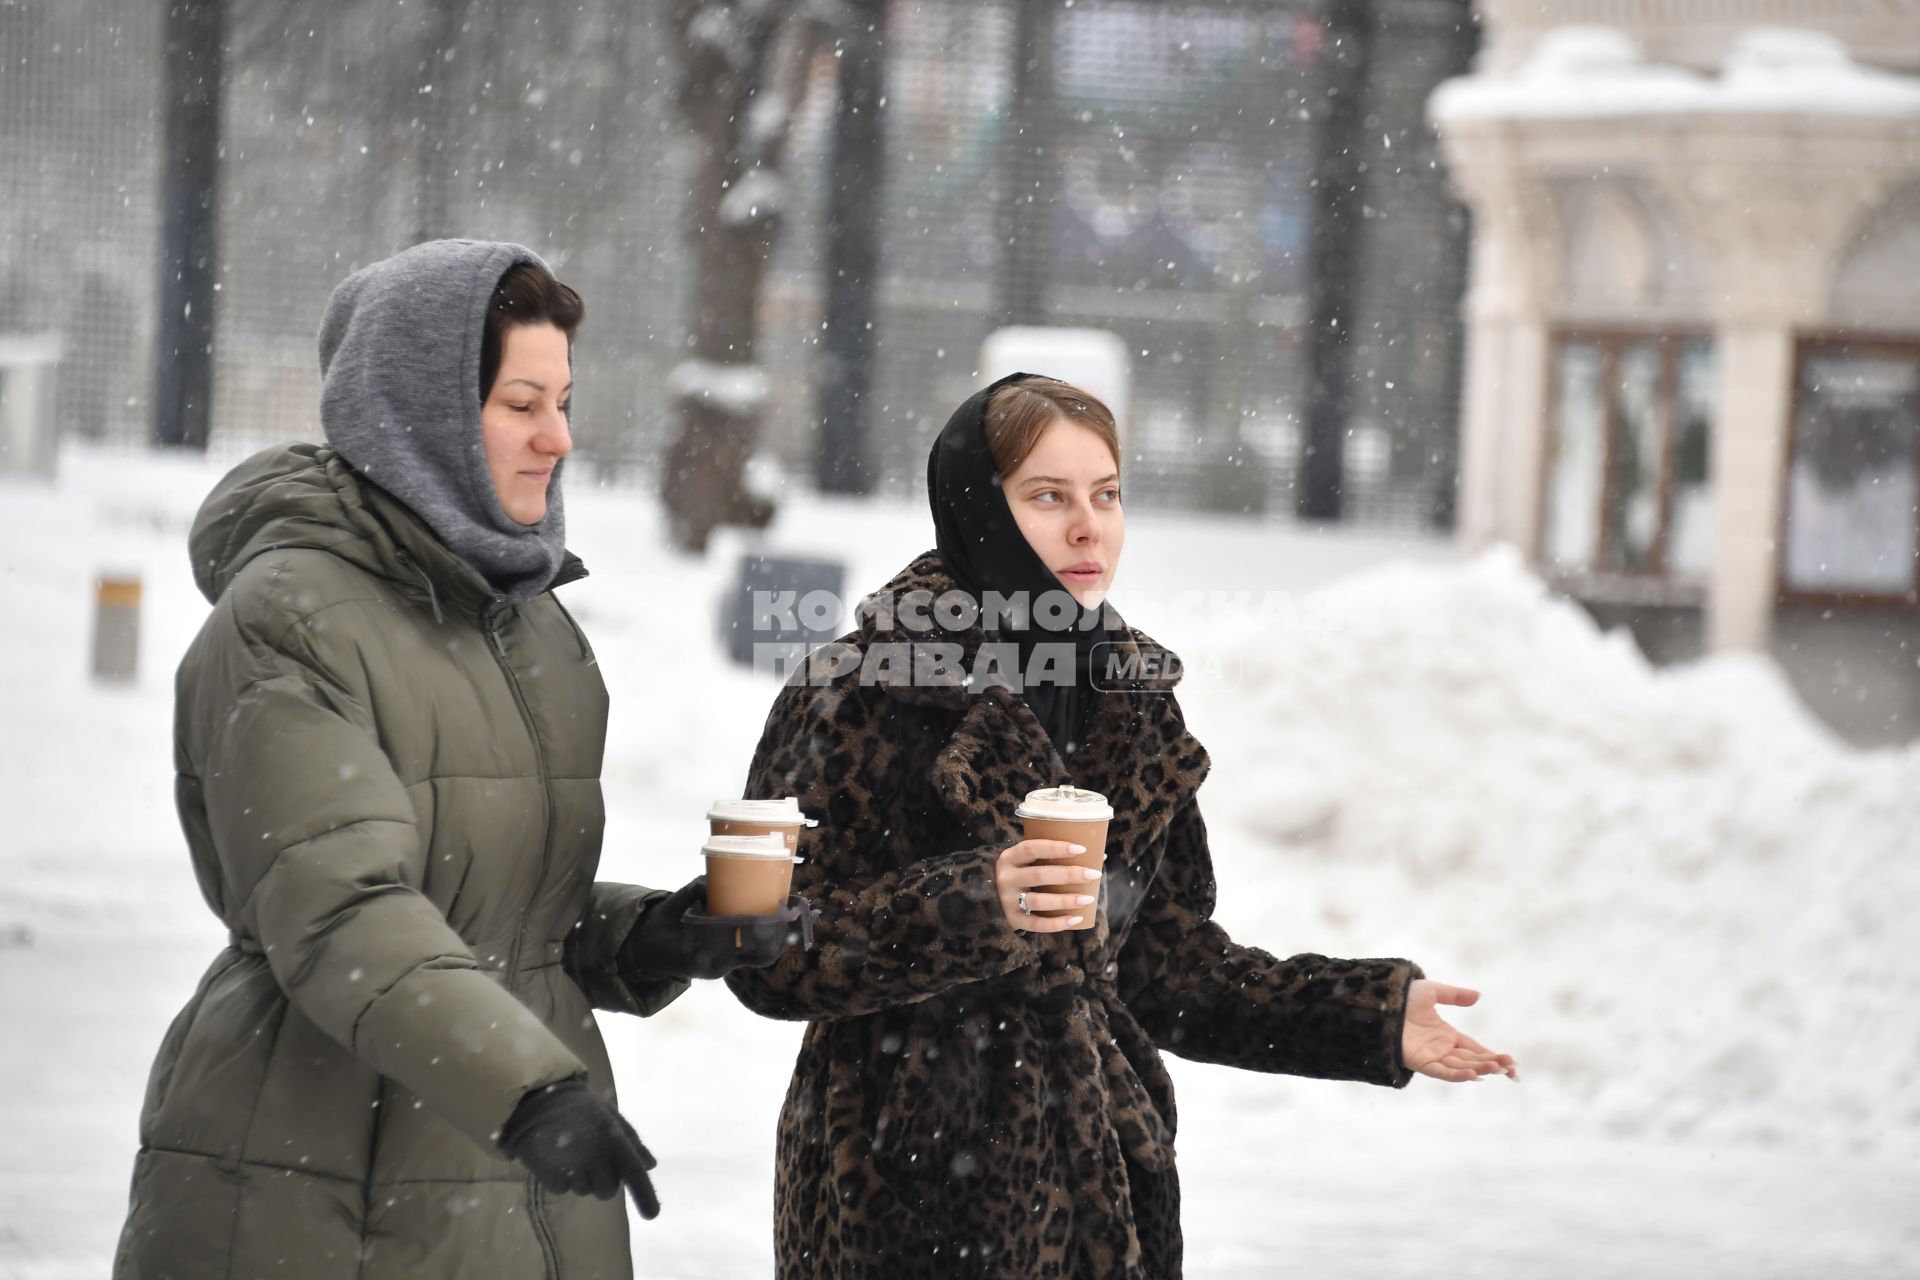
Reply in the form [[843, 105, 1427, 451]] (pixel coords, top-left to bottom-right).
[[619, 876, 792, 981], [499, 1080, 660, 1220]]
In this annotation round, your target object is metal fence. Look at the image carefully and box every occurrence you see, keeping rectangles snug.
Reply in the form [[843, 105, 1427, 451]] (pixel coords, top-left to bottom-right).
[[2, 0, 1469, 526]]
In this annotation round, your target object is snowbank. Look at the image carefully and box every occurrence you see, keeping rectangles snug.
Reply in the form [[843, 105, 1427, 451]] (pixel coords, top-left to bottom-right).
[[1181, 546, 1920, 1156]]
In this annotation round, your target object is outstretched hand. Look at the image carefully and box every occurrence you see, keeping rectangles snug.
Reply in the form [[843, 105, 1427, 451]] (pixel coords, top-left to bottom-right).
[[1402, 980, 1517, 1083]]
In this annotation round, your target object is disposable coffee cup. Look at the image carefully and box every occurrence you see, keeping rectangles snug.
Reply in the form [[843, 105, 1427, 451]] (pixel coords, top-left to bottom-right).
[[1015, 785, 1114, 930], [707, 797, 813, 853], [702, 832, 796, 945]]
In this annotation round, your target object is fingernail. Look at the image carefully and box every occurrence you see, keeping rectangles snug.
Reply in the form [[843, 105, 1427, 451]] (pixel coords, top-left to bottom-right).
[[1067, 844, 1086, 854], [1067, 916, 1084, 925], [1084, 869, 1101, 880], [1077, 895, 1096, 905]]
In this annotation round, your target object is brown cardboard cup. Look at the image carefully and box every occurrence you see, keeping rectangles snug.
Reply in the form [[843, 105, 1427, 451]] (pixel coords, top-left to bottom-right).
[[1015, 786, 1115, 930], [702, 833, 796, 918], [707, 798, 809, 853], [706, 801, 813, 945]]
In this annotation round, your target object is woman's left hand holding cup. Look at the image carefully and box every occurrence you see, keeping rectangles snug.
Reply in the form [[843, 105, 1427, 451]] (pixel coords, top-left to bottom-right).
[[994, 840, 1101, 932]]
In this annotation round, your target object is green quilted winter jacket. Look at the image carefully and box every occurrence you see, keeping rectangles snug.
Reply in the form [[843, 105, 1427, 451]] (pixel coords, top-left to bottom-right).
[[113, 442, 687, 1279]]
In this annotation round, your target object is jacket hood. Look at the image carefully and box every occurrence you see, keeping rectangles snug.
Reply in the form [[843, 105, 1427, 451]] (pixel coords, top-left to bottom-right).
[[318, 238, 567, 603], [188, 442, 576, 615]]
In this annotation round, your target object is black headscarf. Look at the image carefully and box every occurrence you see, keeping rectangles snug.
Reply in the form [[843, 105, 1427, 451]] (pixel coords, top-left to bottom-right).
[[927, 371, 1112, 756]]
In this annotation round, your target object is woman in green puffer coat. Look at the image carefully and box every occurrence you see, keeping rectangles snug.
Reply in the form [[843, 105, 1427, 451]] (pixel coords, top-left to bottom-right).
[[114, 240, 785, 1280]]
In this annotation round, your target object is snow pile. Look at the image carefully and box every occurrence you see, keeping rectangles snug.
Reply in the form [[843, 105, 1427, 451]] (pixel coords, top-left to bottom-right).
[[1432, 25, 1920, 122], [719, 169, 784, 228], [1435, 26, 1713, 120], [1720, 28, 1920, 114], [1182, 546, 1920, 1156], [665, 358, 770, 418]]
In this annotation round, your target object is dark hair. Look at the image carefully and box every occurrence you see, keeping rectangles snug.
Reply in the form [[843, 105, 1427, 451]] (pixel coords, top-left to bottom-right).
[[479, 262, 584, 400], [982, 376, 1121, 479]]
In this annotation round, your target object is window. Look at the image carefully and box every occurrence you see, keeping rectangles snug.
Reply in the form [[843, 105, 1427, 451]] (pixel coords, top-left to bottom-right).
[[1783, 343, 1920, 603], [1542, 334, 1716, 582]]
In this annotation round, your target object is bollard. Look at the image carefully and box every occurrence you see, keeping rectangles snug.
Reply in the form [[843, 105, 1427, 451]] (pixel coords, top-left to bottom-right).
[[92, 573, 141, 684], [722, 554, 845, 672]]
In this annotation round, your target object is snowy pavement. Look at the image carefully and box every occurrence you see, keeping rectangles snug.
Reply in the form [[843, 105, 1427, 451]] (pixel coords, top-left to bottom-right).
[[2, 448, 1916, 1277], [6, 895, 1917, 1279]]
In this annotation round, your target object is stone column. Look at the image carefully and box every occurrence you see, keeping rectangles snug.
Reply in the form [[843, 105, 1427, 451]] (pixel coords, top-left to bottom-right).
[[1496, 318, 1552, 553], [1453, 298, 1511, 549], [1446, 142, 1555, 553], [1705, 325, 1796, 650]]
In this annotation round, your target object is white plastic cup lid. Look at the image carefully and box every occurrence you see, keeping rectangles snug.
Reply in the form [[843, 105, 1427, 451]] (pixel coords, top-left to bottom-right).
[[707, 798, 816, 826], [702, 833, 794, 860], [1015, 785, 1114, 822]]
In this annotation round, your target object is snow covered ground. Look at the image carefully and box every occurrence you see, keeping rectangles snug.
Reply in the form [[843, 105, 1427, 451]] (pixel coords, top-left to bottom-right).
[[3, 445, 1917, 1278]]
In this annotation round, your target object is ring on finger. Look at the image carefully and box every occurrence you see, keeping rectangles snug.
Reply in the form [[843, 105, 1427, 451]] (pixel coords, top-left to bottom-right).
[[1016, 891, 1029, 913]]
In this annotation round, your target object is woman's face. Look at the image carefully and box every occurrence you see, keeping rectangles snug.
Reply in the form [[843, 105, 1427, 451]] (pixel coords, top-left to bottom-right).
[[1003, 418, 1124, 606], [481, 322, 573, 525]]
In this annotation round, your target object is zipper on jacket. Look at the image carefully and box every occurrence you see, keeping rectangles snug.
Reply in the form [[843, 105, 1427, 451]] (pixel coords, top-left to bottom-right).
[[485, 603, 554, 992], [487, 601, 564, 1279], [528, 1177, 563, 1277]]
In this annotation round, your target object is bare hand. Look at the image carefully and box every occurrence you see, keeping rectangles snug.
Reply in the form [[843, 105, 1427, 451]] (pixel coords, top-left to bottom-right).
[[1402, 980, 1518, 1083], [994, 840, 1101, 932]]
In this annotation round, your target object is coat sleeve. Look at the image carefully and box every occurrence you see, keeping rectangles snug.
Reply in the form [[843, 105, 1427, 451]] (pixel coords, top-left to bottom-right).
[[725, 678, 1038, 1021], [564, 882, 689, 1016], [1115, 799, 1420, 1087], [195, 604, 587, 1154]]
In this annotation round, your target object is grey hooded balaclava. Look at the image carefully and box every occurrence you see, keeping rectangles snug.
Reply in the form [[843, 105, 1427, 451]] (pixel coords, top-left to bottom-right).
[[318, 238, 567, 604]]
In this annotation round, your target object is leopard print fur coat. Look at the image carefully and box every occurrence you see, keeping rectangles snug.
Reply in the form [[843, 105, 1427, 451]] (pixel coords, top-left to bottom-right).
[[726, 552, 1422, 1278]]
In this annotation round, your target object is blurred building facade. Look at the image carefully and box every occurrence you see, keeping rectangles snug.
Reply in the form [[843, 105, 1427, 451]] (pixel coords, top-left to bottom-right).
[[1434, 1, 1920, 742], [1, 0, 1473, 526]]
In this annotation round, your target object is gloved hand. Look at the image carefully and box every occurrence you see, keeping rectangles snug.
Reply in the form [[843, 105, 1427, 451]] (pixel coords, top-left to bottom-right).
[[619, 876, 791, 981], [499, 1079, 660, 1220]]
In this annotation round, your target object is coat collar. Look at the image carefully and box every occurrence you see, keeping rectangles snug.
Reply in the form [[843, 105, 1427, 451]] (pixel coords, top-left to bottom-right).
[[853, 551, 1189, 708], [849, 553, 1210, 855]]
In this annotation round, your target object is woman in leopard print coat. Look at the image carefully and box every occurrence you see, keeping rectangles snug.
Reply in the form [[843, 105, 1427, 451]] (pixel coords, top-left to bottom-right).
[[726, 375, 1514, 1277]]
